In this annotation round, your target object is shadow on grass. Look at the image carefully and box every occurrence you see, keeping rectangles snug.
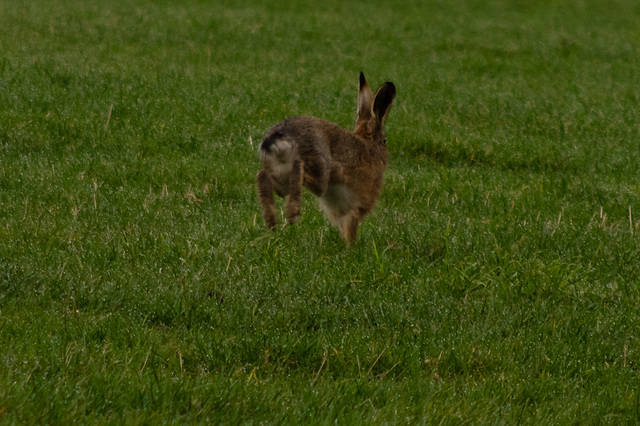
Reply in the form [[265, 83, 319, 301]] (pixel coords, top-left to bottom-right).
[[407, 138, 579, 174]]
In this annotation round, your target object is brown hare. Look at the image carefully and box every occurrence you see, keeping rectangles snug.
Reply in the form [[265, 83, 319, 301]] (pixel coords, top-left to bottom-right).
[[256, 72, 396, 245]]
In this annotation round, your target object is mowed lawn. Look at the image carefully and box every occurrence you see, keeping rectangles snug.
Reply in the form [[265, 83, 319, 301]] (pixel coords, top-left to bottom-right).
[[1, 0, 640, 423]]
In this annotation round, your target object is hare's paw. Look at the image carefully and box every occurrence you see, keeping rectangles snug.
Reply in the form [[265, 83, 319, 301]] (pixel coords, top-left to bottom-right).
[[285, 204, 301, 225]]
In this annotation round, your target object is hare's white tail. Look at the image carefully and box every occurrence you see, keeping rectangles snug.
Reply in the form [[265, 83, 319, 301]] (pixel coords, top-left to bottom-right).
[[259, 132, 296, 194], [259, 132, 293, 163]]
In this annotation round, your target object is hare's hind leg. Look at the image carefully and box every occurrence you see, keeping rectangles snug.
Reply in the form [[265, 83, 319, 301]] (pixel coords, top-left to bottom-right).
[[257, 170, 277, 229], [285, 159, 303, 224], [302, 157, 331, 197]]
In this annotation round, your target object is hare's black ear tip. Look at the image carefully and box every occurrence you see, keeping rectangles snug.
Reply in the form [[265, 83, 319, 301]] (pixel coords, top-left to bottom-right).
[[386, 82, 397, 93], [359, 72, 366, 87], [381, 82, 397, 101]]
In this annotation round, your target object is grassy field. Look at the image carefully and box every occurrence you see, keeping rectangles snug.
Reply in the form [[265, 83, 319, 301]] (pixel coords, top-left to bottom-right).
[[2, 0, 640, 423]]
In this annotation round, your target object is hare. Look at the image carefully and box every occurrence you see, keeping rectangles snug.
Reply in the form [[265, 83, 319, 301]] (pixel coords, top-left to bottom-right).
[[256, 72, 396, 245]]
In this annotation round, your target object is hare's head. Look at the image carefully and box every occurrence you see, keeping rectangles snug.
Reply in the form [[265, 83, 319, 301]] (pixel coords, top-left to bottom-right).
[[354, 72, 396, 145]]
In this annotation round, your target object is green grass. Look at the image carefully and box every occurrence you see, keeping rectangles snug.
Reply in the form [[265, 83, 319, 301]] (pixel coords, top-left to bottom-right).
[[2, 0, 640, 423]]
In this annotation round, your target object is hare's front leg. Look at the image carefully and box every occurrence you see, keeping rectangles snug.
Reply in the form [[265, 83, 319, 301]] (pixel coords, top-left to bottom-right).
[[340, 210, 361, 246], [285, 159, 303, 224], [257, 170, 277, 229]]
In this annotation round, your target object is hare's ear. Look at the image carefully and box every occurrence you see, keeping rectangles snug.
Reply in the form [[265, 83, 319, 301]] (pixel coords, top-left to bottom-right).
[[357, 72, 374, 119], [372, 82, 396, 127]]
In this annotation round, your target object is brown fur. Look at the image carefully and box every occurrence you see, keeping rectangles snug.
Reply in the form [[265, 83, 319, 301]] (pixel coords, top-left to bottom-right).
[[256, 73, 396, 245]]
